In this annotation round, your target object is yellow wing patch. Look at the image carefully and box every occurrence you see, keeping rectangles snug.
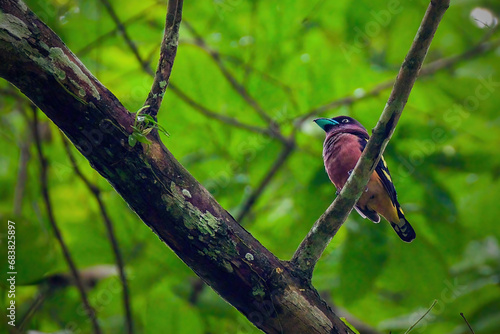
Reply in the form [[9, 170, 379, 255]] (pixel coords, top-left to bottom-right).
[[381, 156, 388, 168], [382, 169, 392, 182]]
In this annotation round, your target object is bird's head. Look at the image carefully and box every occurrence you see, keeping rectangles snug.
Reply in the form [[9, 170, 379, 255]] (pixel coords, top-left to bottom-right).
[[314, 116, 366, 134]]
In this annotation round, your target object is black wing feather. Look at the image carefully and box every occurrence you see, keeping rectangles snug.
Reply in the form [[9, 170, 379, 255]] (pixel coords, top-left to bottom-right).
[[358, 137, 399, 207]]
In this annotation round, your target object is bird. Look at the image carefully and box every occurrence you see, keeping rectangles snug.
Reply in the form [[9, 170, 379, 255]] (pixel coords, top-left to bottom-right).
[[314, 116, 416, 242]]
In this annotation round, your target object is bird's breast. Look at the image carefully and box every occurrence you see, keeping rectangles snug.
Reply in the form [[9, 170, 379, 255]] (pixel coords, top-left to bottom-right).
[[323, 133, 363, 189]]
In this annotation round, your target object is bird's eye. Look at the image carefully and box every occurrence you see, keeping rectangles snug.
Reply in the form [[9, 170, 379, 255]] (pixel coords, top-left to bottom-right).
[[342, 119, 349, 123]]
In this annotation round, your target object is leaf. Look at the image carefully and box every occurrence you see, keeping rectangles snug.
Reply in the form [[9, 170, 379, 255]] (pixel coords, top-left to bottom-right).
[[142, 127, 153, 136], [128, 135, 137, 147], [135, 132, 151, 144], [340, 317, 361, 334]]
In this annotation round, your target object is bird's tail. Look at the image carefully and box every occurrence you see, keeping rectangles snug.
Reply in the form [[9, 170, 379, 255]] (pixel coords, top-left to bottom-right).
[[390, 216, 416, 243]]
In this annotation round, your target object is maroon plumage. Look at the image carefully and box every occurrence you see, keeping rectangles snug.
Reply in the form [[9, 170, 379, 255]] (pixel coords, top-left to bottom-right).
[[315, 116, 416, 242], [322, 117, 369, 189]]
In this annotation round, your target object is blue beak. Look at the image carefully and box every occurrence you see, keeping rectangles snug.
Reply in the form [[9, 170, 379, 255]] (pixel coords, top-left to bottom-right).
[[314, 118, 339, 132]]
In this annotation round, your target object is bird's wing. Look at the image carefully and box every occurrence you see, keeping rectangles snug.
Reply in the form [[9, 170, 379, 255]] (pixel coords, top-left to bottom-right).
[[354, 205, 380, 223], [358, 138, 398, 207], [375, 156, 398, 206]]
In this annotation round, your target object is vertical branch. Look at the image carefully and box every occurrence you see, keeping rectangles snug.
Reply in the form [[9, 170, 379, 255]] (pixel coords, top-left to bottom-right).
[[291, 0, 451, 279], [61, 136, 133, 334], [143, 0, 184, 117], [101, 0, 184, 118], [32, 107, 102, 334]]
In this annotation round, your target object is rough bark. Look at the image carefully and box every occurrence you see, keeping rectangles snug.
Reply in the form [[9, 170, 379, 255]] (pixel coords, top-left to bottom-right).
[[0, 1, 353, 333]]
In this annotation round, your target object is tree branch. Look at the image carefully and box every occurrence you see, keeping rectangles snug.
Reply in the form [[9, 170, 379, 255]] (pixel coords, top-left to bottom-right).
[[168, 83, 274, 136], [95, 3, 273, 138], [61, 136, 133, 334], [236, 141, 295, 223], [99, 0, 150, 69], [183, 21, 285, 141], [31, 107, 102, 334], [460, 312, 476, 334], [294, 30, 498, 127], [78, 3, 161, 57], [220, 52, 300, 112], [13, 130, 31, 216], [143, 0, 183, 117], [101, 0, 183, 117], [0, 2, 354, 332], [291, 0, 450, 279]]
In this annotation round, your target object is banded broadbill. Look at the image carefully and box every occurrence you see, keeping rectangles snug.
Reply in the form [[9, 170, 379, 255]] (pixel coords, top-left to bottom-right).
[[314, 116, 416, 242]]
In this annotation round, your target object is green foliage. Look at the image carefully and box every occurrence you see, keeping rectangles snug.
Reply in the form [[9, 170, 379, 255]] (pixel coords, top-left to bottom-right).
[[1, 0, 499, 333], [128, 106, 170, 147]]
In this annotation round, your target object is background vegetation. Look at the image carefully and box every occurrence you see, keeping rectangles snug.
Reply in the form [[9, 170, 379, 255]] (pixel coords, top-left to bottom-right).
[[1, 0, 499, 333]]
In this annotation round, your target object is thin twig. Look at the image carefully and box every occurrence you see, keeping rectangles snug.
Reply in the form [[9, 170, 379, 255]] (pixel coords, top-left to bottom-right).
[[100, 0, 183, 119], [99, 0, 150, 69], [404, 300, 438, 334], [13, 136, 31, 215], [291, 0, 450, 279], [183, 21, 285, 140], [61, 136, 133, 334], [171, 86, 274, 136], [78, 3, 161, 57], [32, 107, 102, 334], [242, 1, 258, 85], [187, 47, 301, 113], [180, 21, 297, 222], [99, 2, 272, 138], [460, 313, 476, 334], [236, 141, 296, 223], [294, 34, 499, 127], [168, 84, 274, 136], [420, 37, 499, 76], [18, 289, 46, 331], [143, 0, 183, 117]]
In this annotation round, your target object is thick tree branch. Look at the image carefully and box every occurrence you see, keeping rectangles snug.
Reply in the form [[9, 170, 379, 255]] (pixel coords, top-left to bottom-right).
[[291, 0, 450, 279], [143, 0, 183, 117], [61, 136, 133, 334], [0, 2, 354, 332], [31, 108, 102, 334]]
